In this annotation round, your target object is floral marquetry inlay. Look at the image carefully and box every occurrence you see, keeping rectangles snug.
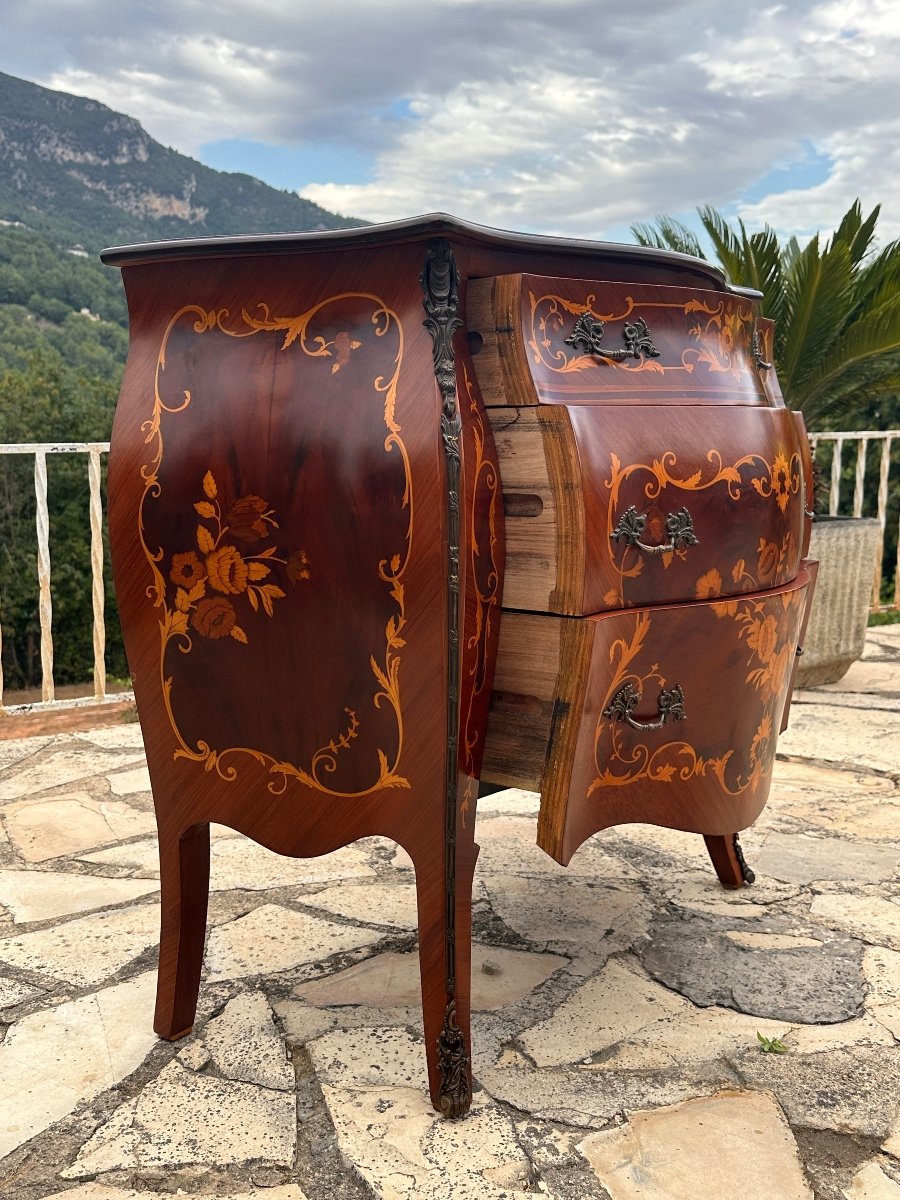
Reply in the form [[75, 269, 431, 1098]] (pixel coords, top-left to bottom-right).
[[589, 583, 806, 800], [161, 470, 308, 651], [603, 444, 802, 608], [141, 298, 411, 798]]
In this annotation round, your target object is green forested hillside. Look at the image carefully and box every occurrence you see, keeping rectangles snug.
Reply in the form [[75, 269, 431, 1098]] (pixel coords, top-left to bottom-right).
[[0, 225, 129, 691], [0, 71, 364, 694], [0, 224, 128, 370]]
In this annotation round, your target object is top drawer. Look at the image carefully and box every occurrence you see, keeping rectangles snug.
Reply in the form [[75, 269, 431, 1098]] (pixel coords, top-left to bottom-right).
[[467, 273, 777, 407]]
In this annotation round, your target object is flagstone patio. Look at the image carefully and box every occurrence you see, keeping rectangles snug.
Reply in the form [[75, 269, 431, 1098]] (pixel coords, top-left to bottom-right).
[[1, 625, 898, 1200]]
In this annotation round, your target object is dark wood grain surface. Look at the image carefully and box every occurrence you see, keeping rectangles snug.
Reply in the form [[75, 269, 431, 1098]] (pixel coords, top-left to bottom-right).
[[574, 404, 807, 613], [109, 238, 506, 1113], [468, 273, 773, 407], [537, 566, 814, 865]]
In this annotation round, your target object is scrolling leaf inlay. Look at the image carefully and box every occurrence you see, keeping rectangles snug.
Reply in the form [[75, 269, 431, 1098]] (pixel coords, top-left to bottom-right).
[[459, 361, 502, 831], [588, 582, 806, 799], [142, 299, 411, 798], [603, 446, 802, 608], [530, 290, 756, 379]]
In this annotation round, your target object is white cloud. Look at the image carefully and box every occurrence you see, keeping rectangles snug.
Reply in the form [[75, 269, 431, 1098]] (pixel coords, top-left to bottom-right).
[[737, 120, 900, 242], [2, 0, 898, 238]]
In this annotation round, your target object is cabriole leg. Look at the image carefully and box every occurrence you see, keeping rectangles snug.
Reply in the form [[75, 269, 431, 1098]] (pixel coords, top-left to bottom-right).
[[412, 832, 478, 1117], [704, 832, 756, 889], [154, 821, 210, 1040]]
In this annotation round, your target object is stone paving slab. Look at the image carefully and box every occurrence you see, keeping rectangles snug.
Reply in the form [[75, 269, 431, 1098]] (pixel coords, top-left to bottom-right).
[[578, 1090, 813, 1200], [0, 972, 158, 1160], [0, 630, 897, 1200], [777, 701, 900, 774], [0, 868, 158, 923], [1, 794, 156, 862]]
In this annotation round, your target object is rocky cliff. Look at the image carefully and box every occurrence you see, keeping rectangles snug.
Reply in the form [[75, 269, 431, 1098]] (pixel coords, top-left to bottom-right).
[[0, 71, 362, 251]]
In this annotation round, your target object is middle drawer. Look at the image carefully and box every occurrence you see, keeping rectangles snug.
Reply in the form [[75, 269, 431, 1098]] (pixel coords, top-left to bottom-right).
[[489, 403, 807, 615]]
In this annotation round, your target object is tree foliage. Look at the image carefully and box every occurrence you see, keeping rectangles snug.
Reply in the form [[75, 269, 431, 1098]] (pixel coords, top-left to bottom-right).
[[0, 225, 129, 692], [631, 201, 900, 429]]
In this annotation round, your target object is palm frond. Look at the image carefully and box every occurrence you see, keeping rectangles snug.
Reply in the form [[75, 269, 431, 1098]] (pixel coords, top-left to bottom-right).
[[698, 206, 746, 283], [797, 302, 900, 412], [631, 221, 666, 249], [852, 240, 900, 315], [630, 198, 900, 430], [783, 237, 803, 271], [831, 200, 880, 267], [630, 217, 704, 259], [781, 237, 854, 396], [747, 226, 788, 329], [801, 369, 900, 427]]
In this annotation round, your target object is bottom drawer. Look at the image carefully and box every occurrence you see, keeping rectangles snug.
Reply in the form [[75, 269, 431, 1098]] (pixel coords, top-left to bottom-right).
[[483, 566, 813, 863]]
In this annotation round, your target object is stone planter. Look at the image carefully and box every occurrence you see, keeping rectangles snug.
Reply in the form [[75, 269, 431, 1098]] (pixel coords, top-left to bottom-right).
[[797, 516, 881, 687]]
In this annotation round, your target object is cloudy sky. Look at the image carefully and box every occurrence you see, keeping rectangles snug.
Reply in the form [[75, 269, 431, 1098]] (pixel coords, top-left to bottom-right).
[[2, 0, 898, 243]]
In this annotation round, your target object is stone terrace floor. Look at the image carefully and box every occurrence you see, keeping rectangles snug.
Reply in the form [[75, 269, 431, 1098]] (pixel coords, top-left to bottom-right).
[[0, 627, 899, 1200]]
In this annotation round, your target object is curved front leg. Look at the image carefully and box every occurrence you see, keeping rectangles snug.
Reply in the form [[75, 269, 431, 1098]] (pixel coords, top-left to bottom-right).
[[154, 820, 210, 1039], [412, 828, 478, 1117], [704, 832, 756, 889]]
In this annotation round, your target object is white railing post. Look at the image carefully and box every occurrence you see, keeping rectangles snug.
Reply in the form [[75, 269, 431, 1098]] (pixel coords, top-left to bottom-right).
[[829, 437, 844, 516], [809, 429, 899, 612], [34, 449, 55, 703], [853, 437, 869, 518], [88, 449, 107, 699], [0, 440, 130, 716], [874, 436, 894, 608]]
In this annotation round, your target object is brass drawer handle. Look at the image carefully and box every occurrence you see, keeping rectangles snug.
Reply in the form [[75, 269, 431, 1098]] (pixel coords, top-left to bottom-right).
[[610, 505, 699, 555], [752, 328, 772, 371], [566, 313, 660, 363], [604, 682, 686, 731]]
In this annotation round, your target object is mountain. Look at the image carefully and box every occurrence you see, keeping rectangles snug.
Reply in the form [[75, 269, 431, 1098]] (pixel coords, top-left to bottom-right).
[[0, 70, 363, 252]]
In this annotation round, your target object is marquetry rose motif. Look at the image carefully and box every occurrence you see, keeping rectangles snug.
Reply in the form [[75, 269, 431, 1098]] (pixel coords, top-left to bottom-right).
[[161, 470, 305, 651], [225, 495, 271, 542]]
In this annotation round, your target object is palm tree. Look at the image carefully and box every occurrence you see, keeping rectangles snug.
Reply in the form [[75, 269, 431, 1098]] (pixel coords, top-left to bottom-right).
[[631, 201, 900, 429]]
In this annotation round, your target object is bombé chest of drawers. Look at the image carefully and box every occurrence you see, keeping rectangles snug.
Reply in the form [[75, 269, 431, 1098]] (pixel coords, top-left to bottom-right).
[[468, 270, 816, 873], [102, 214, 815, 1120]]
